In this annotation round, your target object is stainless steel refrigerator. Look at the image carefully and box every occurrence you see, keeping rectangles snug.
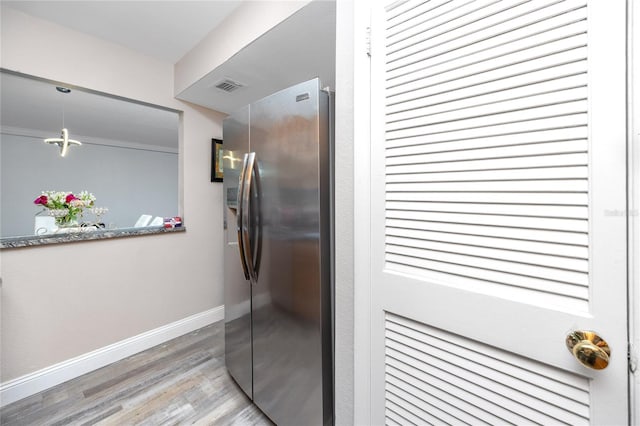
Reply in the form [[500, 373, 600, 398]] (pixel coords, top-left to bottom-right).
[[223, 78, 333, 426]]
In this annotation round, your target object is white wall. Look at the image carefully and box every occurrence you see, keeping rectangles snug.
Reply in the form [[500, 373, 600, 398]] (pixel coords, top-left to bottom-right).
[[0, 6, 225, 382], [1, 132, 179, 237]]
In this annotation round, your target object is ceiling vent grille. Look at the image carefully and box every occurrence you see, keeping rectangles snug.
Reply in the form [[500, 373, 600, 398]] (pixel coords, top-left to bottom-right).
[[213, 78, 244, 93]]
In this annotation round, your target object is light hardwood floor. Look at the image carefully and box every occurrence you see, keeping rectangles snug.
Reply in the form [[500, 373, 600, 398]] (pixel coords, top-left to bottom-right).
[[1, 321, 273, 425]]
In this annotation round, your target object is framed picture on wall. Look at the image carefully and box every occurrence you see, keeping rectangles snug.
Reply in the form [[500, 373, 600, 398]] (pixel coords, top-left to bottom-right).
[[211, 138, 223, 182]]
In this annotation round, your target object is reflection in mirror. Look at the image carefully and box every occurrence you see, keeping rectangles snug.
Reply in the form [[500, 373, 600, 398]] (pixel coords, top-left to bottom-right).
[[0, 70, 180, 238]]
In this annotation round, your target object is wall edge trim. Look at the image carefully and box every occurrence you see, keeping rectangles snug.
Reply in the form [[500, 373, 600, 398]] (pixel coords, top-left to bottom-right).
[[0, 305, 224, 407]]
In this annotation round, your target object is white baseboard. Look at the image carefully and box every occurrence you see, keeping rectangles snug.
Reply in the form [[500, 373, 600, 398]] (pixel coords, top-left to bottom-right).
[[0, 305, 224, 407]]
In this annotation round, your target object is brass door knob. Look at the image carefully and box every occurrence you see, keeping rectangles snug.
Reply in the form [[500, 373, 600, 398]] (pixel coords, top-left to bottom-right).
[[566, 330, 610, 370]]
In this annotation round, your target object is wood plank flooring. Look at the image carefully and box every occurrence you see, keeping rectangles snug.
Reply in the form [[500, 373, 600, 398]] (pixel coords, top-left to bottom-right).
[[1, 321, 273, 425]]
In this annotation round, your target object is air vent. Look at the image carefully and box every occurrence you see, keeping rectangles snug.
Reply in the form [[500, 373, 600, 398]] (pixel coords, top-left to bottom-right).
[[213, 78, 244, 93]]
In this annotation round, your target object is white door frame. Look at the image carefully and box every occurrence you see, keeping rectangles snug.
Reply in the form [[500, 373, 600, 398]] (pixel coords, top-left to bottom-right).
[[629, 0, 640, 423], [334, 1, 372, 425]]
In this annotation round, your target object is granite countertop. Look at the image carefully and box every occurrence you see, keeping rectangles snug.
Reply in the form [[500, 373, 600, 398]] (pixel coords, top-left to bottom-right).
[[0, 226, 185, 249]]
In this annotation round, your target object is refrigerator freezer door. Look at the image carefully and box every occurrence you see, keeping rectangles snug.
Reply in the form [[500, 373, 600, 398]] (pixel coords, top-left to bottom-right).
[[223, 105, 253, 399], [250, 79, 332, 426]]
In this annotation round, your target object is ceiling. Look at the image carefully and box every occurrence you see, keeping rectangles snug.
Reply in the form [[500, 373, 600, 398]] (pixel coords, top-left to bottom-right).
[[1, 1, 242, 63], [0, 1, 336, 144], [0, 72, 179, 150], [176, 0, 336, 113]]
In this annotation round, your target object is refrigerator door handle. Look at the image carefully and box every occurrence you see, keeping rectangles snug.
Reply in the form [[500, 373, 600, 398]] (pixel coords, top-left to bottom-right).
[[242, 152, 258, 284], [236, 153, 250, 280]]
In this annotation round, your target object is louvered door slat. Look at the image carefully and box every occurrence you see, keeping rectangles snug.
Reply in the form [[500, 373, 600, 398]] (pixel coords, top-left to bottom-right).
[[388, 57, 588, 113], [387, 0, 532, 59], [386, 153, 588, 175], [386, 202, 588, 220], [387, 0, 493, 40], [387, 178, 587, 192], [388, 0, 585, 71], [386, 128, 587, 155], [387, 75, 588, 126], [387, 62, 587, 115], [384, 414, 405, 426], [387, 349, 588, 424], [386, 166, 588, 183], [386, 235, 588, 271], [389, 16, 588, 84], [387, 86, 587, 132], [386, 0, 451, 31], [386, 315, 591, 398], [386, 374, 492, 425], [387, 0, 587, 74], [388, 28, 587, 95], [386, 244, 587, 287], [387, 116, 587, 148], [386, 140, 586, 165], [385, 397, 425, 425], [386, 210, 587, 232], [387, 102, 587, 140], [384, 314, 591, 425], [385, 326, 590, 422], [386, 218, 588, 246], [387, 0, 579, 66], [385, 226, 588, 258], [387, 262, 587, 311], [387, 0, 455, 34], [385, 191, 587, 205], [384, 413, 404, 426], [387, 383, 473, 425], [388, 17, 588, 89], [387, 365, 516, 424], [385, 253, 589, 301]]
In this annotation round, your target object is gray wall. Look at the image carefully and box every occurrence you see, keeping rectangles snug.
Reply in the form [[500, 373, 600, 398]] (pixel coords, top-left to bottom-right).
[[1, 132, 178, 237]]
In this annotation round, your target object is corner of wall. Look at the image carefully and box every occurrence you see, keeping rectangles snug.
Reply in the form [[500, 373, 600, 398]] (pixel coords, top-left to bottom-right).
[[0, 5, 226, 388], [174, 0, 311, 96], [0, 306, 224, 407]]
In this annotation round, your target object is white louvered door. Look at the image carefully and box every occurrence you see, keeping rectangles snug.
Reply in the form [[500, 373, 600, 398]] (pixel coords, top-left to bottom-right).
[[369, 0, 629, 424]]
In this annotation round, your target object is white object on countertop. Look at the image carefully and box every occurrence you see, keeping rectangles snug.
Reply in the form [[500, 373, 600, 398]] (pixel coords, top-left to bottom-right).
[[34, 215, 57, 235], [149, 216, 163, 226], [134, 214, 152, 227]]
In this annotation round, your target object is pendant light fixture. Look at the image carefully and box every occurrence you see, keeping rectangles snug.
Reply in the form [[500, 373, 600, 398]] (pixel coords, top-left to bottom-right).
[[44, 86, 82, 157]]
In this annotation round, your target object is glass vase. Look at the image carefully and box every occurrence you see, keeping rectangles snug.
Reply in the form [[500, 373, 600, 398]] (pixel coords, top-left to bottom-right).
[[46, 208, 80, 232], [54, 214, 78, 227]]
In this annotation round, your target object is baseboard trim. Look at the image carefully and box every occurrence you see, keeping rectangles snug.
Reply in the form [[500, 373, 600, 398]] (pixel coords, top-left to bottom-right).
[[0, 305, 224, 407]]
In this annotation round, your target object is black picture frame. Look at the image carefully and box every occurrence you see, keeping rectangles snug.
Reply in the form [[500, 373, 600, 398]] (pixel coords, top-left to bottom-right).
[[211, 138, 223, 182]]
